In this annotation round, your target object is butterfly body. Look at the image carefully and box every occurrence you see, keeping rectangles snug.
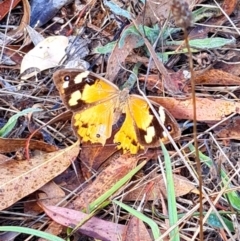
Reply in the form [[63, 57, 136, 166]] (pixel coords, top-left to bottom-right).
[[53, 69, 181, 154]]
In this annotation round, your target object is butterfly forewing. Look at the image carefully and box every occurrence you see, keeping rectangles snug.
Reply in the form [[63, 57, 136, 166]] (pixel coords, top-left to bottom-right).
[[53, 69, 119, 112]]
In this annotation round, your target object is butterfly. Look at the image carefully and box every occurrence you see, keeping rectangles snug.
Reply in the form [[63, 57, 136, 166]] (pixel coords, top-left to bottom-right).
[[53, 69, 181, 154]]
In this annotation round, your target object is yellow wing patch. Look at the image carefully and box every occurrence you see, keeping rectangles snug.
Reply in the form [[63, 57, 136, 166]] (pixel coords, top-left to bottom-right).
[[114, 107, 142, 154], [73, 98, 117, 145], [69, 90, 81, 106]]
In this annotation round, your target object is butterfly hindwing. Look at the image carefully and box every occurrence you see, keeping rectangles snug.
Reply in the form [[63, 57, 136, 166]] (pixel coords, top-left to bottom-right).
[[114, 95, 181, 153], [72, 100, 116, 145]]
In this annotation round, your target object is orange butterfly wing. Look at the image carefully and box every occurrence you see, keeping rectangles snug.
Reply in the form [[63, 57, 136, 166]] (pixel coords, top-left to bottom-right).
[[53, 69, 119, 145]]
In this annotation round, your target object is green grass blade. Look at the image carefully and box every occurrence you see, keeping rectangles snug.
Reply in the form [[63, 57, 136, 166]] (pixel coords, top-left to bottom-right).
[[113, 200, 161, 239], [89, 160, 147, 212], [0, 108, 42, 137], [189, 144, 240, 210], [161, 142, 180, 241], [0, 226, 65, 241], [71, 161, 148, 233]]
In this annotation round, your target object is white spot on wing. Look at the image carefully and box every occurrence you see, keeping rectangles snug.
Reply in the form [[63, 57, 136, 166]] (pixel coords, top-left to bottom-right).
[[158, 106, 166, 124], [69, 90, 81, 106], [144, 126, 155, 143], [74, 71, 90, 84], [63, 81, 69, 89]]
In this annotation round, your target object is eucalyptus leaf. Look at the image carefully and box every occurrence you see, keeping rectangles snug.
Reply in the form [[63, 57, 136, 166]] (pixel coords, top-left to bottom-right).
[[207, 214, 234, 232], [93, 41, 116, 54], [103, 0, 132, 20], [167, 37, 235, 49], [118, 25, 144, 48], [156, 52, 169, 63]]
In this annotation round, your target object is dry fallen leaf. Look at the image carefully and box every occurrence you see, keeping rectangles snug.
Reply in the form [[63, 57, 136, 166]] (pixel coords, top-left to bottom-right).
[[80, 129, 120, 179], [150, 96, 240, 121], [0, 142, 79, 210], [35, 182, 66, 240], [124, 216, 152, 241], [143, 0, 195, 25], [20, 36, 69, 79], [0, 0, 21, 21], [38, 222, 63, 241], [5, 0, 30, 43], [125, 174, 196, 201], [24, 181, 66, 215], [106, 26, 141, 82], [41, 204, 126, 241], [214, 51, 240, 77], [159, 174, 196, 198], [73, 154, 139, 210], [216, 116, 240, 140], [1, 44, 35, 66], [0, 137, 58, 154], [38, 181, 66, 206], [195, 69, 240, 85]]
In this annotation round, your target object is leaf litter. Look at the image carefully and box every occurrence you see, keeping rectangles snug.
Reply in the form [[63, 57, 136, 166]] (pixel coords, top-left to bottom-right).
[[0, 0, 240, 240]]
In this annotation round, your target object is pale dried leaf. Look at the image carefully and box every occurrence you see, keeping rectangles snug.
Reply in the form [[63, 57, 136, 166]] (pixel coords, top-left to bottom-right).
[[38, 222, 63, 241], [38, 181, 66, 206], [0, 142, 79, 210], [125, 217, 152, 241], [159, 174, 196, 197], [106, 33, 140, 82], [24, 182, 66, 215], [124, 174, 196, 201], [20, 36, 68, 79]]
